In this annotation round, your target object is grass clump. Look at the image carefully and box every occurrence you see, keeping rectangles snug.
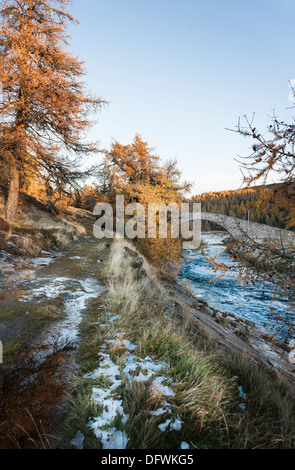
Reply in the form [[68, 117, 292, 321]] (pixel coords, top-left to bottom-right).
[[58, 240, 295, 450]]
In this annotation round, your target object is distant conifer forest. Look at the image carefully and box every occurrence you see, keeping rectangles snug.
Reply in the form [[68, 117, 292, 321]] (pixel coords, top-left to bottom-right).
[[191, 185, 294, 230]]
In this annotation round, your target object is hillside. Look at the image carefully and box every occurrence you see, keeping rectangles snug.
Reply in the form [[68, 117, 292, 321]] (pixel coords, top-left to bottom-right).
[[0, 185, 93, 258]]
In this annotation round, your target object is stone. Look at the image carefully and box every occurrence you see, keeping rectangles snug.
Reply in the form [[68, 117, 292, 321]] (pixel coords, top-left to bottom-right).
[[162, 301, 183, 322], [205, 306, 214, 317], [132, 257, 144, 269], [215, 311, 224, 321]]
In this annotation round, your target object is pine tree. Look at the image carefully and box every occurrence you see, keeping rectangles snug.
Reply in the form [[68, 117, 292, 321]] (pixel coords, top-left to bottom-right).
[[0, 0, 105, 220]]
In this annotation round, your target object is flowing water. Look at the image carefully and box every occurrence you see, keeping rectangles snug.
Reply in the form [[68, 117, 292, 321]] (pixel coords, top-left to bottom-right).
[[179, 233, 294, 343]]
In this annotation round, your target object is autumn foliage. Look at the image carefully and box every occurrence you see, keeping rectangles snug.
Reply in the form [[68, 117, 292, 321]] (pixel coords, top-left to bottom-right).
[[191, 185, 294, 230], [103, 134, 192, 276], [0, 0, 105, 220]]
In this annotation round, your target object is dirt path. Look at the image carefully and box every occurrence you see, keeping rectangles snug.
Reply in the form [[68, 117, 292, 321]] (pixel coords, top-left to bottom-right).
[[0, 235, 107, 449]]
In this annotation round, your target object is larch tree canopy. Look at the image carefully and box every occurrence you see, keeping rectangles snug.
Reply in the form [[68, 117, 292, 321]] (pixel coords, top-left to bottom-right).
[[0, 0, 105, 220], [106, 134, 192, 202], [104, 134, 192, 276]]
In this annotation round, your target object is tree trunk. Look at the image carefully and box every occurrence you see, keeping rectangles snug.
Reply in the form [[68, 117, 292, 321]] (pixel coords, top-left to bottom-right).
[[5, 162, 20, 221]]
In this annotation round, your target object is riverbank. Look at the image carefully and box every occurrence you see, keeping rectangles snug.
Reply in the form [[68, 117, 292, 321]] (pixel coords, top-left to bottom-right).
[[1, 200, 295, 449], [56, 239, 295, 449]]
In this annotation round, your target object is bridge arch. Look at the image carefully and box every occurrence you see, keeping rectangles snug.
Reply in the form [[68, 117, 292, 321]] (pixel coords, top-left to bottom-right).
[[189, 211, 294, 246]]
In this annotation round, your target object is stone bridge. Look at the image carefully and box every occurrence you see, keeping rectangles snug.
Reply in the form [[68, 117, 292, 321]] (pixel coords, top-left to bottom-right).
[[189, 211, 295, 246]]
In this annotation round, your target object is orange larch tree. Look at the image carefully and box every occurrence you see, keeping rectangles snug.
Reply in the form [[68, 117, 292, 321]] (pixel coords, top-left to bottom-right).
[[0, 0, 105, 220], [105, 134, 192, 277]]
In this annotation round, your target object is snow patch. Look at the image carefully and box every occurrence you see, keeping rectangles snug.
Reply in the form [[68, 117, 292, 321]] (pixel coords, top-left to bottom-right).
[[180, 442, 190, 449], [85, 328, 181, 448], [85, 351, 129, 449], [123, 354, 167, 383], [88, 425, 129, 450], [152, 376, 175, 397], [107, 312, 120, 324], [238, 385, 247, 411], [158, 416, 183, 433], [71, 430, 85, 449]]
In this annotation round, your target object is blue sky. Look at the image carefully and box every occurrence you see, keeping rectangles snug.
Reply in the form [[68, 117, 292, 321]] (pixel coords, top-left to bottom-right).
[[68, 0, 295, 194]]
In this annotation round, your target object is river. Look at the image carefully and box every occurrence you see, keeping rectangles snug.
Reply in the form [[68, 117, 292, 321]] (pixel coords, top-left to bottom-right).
[[179, 233, 294, 343]]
